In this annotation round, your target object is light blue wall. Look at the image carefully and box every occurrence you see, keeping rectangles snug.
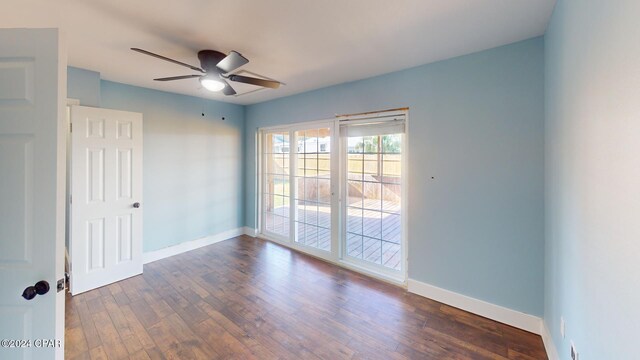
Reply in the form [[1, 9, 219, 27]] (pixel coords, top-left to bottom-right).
[[67, 67, 100, 107], [100, 81, 245, 252], [68, 69, 245, 253], [544, 0, 640, 358], [67, 37, 545, 318], [245, 38, 545, 316]]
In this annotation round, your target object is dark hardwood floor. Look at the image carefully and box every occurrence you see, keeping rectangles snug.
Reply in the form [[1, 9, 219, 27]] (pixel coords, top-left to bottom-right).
[[65, 236, 547, 359]]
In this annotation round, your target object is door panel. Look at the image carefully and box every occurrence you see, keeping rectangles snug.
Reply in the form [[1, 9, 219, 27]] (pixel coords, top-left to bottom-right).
[[0, 137, 33, 264], [87, 148, 105, 202], [116, 214, 133, 262], [261, 131, 291, 239], [87, 218, 105, 271], [116, 120, 132, 139], [343, 133, 403, 272], [117, 149, 132, 199], [293, 127, 332, 251], [70, 106, 143, 294], [0, 28, 65, 360]]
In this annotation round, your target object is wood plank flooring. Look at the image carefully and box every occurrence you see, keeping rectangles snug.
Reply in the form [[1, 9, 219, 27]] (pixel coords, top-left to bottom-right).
[[65, 236, 547, 360]]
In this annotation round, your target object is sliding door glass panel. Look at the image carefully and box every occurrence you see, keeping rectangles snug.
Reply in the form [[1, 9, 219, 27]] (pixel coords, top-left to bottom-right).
[[263, 131, 290, 238], [345, 134, 402, 270], [294, 127, 331, 251]]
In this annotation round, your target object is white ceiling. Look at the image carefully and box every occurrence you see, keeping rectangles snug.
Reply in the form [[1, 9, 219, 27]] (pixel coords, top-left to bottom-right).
[[2, 0, 556, 105]]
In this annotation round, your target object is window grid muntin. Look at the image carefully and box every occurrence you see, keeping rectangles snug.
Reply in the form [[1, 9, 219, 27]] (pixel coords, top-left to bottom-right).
[[294, 128, 331, 251], [344, 134, 402, 270], [263, 132, 291, 238]]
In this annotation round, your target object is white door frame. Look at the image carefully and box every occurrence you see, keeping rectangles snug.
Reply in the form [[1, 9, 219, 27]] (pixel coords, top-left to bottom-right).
[[256, 111, 409, 285], [65, 99, 79, 271], [337, 114, 409, 282], [258, 120, 340, 262]]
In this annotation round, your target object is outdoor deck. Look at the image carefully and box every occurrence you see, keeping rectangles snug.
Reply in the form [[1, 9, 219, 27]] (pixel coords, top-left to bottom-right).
[[265, 198, 401, 270]]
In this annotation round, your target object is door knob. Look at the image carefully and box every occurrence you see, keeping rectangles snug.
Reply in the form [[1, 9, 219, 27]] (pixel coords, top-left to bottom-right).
[[133, 202, 140, 208], [22, 287, 36, 300], [22, 280, 50, 300], [35, 280, 50, 295]]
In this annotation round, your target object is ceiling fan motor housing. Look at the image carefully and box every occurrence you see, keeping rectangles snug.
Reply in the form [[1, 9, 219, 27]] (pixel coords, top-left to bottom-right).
[[198, 50, 226, 73]]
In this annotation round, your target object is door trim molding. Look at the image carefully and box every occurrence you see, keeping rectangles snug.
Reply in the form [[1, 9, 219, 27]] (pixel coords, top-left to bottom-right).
[[142, 227, 245, 264], [407, 278, 542, 334]]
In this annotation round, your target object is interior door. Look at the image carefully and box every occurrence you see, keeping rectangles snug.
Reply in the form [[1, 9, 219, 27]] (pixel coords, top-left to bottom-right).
[[0, 28, 66, 360], [70, 106, 143, 294]]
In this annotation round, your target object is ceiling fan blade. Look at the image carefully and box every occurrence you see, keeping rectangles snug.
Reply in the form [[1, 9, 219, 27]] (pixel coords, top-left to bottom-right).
[[131, 48, 205, 73], [154, 75, 201, 81], [220, 79, 237, 95], [227, 74, 280, 89], [216, 51, 249, 73]]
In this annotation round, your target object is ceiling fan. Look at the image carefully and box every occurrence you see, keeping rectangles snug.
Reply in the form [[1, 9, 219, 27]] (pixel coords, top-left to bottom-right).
[[131, 48, 281, 95]]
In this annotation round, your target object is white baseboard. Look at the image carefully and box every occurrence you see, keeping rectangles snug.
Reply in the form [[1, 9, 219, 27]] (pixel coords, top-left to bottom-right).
[[243, 226, 257, 237], [143, 227, 244, 264], [540, 321, 560, 360], [407, 279, 542, 335]]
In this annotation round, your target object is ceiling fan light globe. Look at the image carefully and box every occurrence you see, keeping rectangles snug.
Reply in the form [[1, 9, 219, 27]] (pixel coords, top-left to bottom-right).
[[199, 76, 225, 92]]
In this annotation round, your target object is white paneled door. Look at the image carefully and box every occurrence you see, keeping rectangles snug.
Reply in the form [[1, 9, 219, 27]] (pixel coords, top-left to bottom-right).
[[70, 106, 143, 294], [0, 29, 66, 360]]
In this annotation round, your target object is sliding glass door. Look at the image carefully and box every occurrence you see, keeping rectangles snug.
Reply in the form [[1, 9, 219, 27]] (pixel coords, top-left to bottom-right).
[[262, 131, 291, 239], [343, 132, 402, 271], [259, 111, 406, 281], [294, 127, 333, 251]]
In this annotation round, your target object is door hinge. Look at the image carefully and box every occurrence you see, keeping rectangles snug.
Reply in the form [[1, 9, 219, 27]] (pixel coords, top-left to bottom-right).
[[69, 195, 72, 204], [70, 123, 72, 132]]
